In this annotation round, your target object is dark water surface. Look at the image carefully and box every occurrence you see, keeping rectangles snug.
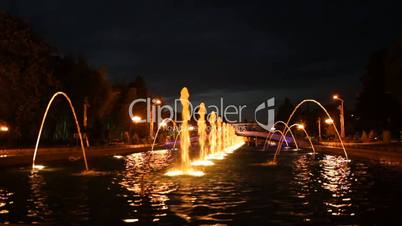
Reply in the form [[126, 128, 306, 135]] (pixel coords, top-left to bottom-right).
[[0, 147, 402, 225]]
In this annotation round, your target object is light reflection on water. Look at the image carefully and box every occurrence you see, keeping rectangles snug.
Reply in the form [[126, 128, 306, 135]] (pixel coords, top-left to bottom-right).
[[291, 153, 375, 224], [0, 188, 13, 218], [0, 147, 401, 225], [116, 148, 250, 224]]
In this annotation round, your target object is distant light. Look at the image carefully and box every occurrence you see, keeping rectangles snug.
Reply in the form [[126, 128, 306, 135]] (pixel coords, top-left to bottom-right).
[[333, 95, 339, 100], [33, 165, 45, 170], [0, 126, 9, 132], [131, 116, 141, 123], [189, 126, 195, 131], [122, 218, 139, 223], [113, 155, 124, 159], [270, 127, 275, 131], [297, 124, 305, 129], [325, 118, 334, 124], [152, 98, 162, 105]]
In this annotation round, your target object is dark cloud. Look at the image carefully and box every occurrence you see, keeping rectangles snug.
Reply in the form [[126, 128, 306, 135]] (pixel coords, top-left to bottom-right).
[[1, 0, 401, 107]]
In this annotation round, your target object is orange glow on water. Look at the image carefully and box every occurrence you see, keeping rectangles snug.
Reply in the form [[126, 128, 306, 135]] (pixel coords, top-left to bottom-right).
[[165, 169, 205, 177], [191, 160, 215, 166]]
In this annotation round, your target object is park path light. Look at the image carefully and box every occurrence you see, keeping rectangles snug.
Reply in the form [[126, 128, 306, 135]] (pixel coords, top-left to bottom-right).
[[332, 94, 345, 138]]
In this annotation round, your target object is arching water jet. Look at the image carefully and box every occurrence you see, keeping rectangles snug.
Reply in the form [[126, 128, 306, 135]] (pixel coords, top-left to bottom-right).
[[285, 124, 315, 154], [262, 121, 298, 151], [32, 92, 88, 171], [282, 99, 348, 159], [263, 130, 289, 151], [151, 118, 178, 152]]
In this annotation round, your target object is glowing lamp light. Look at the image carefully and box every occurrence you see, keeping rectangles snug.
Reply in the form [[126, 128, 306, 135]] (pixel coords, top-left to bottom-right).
[[325, 118, 334, 124], [33, 165, 45, 170], [297, 124, 305, 130], [189, 126, 195, 131], [123, 219, 139, 223], [152, 98, 162, 105], [131, 116, 142, 123], [333, 95, 339, 100], [0, 126, 9, 132]]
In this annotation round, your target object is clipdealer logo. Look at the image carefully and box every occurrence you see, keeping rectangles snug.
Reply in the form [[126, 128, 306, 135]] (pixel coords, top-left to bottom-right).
[[128, 97, 275, 131]]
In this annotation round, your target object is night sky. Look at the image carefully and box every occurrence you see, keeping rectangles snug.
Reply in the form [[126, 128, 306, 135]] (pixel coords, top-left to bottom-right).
[[1, 0, 402, 115]]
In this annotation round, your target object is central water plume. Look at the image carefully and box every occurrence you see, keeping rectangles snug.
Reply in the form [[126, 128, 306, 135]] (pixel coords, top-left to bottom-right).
[[197, 103, 207, 159], [217, 117, 223, 152], [165, 87, 204, 177], [191, 103, 215, 166], [179, 87, 191, 170], [208, 112, 217, 154]]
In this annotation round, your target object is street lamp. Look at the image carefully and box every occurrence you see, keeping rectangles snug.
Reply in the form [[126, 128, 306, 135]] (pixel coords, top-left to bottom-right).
[[332, 94, 345, 138], [0, 126, 9, 132], [152, 98, 162, 105], [150, 97, 162, 139], [131, 116, 142, 123]]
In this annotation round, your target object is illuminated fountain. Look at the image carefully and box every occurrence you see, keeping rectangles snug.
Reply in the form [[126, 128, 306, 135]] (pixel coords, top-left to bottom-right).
[[224, 123, 229, 149], [206, 116, 226, 160], [151, 118, 178, 152], [191, 103, 214, 166], [283, 123, 315, 154], [267, 99, 348, 165], [197, 103, 208, 159], [217, 117, 223, 153], [208, 112, 217, 155], [32, 92, 89, 172], [165, 87, 204, 177], [263, 129, 289, 150], [262, 121, 298, 151]]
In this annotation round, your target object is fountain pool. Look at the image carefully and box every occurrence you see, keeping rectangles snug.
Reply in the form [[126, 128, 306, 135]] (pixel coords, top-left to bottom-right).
[[0, 146, 402, 225]]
